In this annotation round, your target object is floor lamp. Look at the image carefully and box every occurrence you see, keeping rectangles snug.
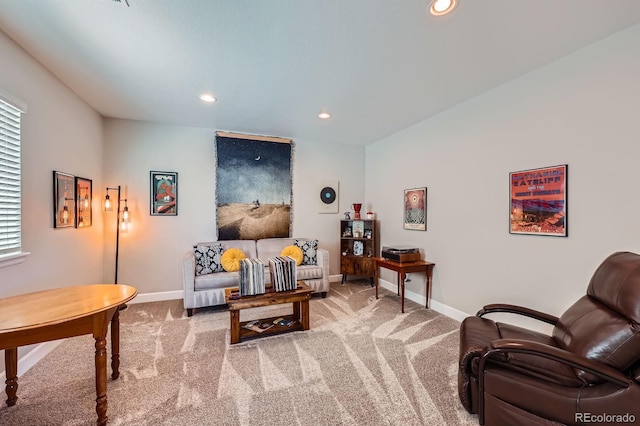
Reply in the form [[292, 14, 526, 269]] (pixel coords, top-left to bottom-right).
[[105, 185, 130, 309]]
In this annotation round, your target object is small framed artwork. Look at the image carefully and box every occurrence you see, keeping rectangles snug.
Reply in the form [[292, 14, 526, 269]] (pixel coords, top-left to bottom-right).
[[364, 229, 373, 239], [404, 187, 427, 231], [150, 171, 178, 215], [75, 177, 92, 228], [510, 164, 567, 237], [53, 171, 76, 228]]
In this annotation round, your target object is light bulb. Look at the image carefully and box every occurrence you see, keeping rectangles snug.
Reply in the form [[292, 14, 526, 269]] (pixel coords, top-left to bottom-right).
[[105, 194, 112, 211]]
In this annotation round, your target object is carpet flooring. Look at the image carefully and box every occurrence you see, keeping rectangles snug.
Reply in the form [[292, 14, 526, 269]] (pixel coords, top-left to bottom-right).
[[0, 281, 477, 425]]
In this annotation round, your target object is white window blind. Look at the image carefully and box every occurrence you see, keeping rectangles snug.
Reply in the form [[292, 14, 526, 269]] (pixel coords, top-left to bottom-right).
[[0, 96, 23, 256]]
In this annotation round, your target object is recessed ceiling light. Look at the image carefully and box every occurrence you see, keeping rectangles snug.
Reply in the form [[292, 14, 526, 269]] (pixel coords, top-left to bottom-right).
[[429, 0, 457, 16], [318, 112, 332, 120], [199, 93, 217, 103]]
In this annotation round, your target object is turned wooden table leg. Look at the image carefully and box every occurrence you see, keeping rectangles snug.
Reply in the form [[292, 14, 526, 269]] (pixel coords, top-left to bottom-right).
[[4, 347, 18, 406], [110, 309, 121, 380], [94, 336, 108, 426]]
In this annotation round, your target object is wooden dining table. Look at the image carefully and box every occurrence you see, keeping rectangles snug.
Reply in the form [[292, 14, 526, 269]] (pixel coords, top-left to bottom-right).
[[0, 284, 137, 425]]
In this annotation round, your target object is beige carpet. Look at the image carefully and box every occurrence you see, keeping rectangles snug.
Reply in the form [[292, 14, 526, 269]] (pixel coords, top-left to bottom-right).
[[0, 282, 477, 425]]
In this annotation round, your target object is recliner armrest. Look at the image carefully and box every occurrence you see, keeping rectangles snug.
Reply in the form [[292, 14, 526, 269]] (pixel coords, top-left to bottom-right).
[[483, 338, 630, 388], [477, 303, 559, 325]]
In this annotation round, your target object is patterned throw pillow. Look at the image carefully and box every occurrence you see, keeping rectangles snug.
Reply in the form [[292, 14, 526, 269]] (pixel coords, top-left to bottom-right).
[[281, 245, 303, 265], [294, 239, 318, 265], [221, 248, 247, 272], [193, 243, 224, 276]]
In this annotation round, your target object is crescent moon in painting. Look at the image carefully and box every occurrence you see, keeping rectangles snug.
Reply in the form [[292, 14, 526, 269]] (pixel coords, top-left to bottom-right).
[[255, 155, 261, 161]]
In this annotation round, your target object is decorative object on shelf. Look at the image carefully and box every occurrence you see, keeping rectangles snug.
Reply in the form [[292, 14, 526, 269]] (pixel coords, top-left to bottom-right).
[[53, 171, 76, 228], [366, 211, 375, 220], [352, 203, 362, 219], [510, 164, 567, 237], [342, 227, 352, 237], [364, 229, 373, 239], [403, 187, 427, 231], [104, 185, 131, 290], [75, 176, 92, 228], [352, 220, 364, 238], [318, 180, 339, 213], [150, 171, 177, 216], [215, 131, 292, 240], [353, 241, 364, 256], [343, 212, 351, 220]]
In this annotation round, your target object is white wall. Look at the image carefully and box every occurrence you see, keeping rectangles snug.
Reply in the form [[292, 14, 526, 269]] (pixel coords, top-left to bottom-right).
[[0, 30, 104, 371], [102, 119, 365, 295], [366, 23, 640, 324]]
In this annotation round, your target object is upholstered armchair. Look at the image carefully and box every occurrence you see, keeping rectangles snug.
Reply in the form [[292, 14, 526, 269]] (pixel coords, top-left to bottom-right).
[[458, 251, 640, 425]]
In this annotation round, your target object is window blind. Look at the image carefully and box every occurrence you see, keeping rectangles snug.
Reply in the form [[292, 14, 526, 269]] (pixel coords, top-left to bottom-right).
[[0, 97, 22, 256]]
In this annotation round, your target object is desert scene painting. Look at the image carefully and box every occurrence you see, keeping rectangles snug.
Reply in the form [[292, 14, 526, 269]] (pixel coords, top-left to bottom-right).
[[215, 133, 292, 240]]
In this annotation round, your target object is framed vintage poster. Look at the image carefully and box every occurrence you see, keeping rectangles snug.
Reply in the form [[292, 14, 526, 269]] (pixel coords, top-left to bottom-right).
[[510, 164, 567, 236], [404, 187, 427, 231], [53, 171, 76, 228], [150, 171, 178, 215], [75, 176, 92, 228]]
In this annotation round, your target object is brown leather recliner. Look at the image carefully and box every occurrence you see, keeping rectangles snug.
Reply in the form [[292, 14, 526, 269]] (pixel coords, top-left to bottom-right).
[[458, 251, 640, 425]]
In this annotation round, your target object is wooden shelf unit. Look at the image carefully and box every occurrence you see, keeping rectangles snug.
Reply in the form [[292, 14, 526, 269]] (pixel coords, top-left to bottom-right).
[[340, 219, 379, 284]]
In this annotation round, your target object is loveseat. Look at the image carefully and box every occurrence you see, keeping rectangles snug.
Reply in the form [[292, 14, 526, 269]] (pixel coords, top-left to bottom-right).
[[182, 238, 330, 316]]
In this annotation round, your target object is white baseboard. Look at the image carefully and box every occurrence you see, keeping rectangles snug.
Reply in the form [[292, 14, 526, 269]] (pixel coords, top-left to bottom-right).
[[3, 284, 469, 379], [0, 340, 62, 382], [377, 279, 470, 323]]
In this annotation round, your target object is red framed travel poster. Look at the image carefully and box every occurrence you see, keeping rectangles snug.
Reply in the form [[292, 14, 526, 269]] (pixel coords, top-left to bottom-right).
[[509, 164, 567, 237]]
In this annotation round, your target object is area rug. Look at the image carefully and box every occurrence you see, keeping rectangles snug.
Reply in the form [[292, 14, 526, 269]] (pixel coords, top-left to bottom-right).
[[0, 282, 477, 425]]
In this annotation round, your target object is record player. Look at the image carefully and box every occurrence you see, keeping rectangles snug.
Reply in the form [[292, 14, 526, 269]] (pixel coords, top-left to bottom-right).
[[381, 246, 421, 263]]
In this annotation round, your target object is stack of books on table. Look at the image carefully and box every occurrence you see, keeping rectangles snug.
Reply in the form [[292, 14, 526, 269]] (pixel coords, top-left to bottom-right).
[[239, 258, 265, 296], [268, 256, 297, 292]]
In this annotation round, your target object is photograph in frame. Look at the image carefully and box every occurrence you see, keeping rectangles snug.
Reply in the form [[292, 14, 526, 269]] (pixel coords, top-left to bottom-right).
[[509, 164, 567, 236], [53, 171, 76, 228], [75, 177, 92, 228], [403, 187, 427, 231], [150, 171, 178, 216]]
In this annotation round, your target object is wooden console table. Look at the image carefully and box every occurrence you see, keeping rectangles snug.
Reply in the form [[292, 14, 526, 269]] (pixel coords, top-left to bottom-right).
[[373, 258, 435, 313], [0, 284, 137, 426], [225, 282, 312, 344]]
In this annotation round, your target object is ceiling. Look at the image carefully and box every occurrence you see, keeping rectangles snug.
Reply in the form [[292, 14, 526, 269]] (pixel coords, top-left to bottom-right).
[[1, 1, 640, 146]]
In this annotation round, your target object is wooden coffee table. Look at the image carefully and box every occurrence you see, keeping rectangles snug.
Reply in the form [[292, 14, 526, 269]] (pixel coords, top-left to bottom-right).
[[225, 281, 312, 344]]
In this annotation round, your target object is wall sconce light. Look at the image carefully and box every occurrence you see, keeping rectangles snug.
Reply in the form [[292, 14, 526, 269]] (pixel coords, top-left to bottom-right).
[[104, 186, 131, 305]]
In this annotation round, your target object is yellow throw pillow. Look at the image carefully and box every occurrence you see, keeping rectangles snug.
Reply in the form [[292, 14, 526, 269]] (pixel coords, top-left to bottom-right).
[[281, 245, 303, 265], [221, 248, 247, 272]]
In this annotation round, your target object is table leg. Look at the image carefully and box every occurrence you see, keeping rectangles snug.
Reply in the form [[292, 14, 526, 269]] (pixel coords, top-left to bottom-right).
[[400, 272, 406, 313], [4, 347, 18, 406], [293, 300, 301, 320], [230, 310, 240, 344], [397, 272, 400, 296], [425, 266, 432, 309], [110, 308, 120, 380], [374, 265, 379, 299], [94, 336, 108, 426], [300, 299, 310, 330]]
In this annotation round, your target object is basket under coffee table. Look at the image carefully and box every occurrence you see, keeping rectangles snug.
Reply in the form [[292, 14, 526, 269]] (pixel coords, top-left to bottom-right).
[[225, 281, 312, 344]]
